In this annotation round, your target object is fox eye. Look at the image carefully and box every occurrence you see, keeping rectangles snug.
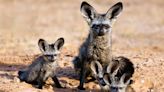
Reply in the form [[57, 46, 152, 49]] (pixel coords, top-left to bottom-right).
[[45, 55, 52, 57], [54, 54, 57, 56], [91, 24, 99, 29], [103, 24, 110, 29], [118, 87, 123, 89], [111, 87, 117, 89]]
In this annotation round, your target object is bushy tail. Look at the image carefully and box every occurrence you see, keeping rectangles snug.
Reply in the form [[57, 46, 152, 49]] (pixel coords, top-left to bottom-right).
[[18, 70, 26, 81]]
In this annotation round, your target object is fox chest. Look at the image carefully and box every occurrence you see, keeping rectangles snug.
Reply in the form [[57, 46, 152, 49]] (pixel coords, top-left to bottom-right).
[[41, 63, 57, 75], [87, 44, 111, 62]]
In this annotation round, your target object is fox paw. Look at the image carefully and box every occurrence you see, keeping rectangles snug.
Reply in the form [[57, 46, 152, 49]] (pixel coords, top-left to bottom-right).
[[78, 86, 85, 90]]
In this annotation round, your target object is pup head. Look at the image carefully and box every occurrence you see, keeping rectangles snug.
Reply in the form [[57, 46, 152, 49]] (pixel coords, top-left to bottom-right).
[[38, 38, 64, 62]]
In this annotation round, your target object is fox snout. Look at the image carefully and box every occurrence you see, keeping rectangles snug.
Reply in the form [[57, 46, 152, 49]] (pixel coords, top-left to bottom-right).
[[98, 78, 106, 86], [110, 87, 119, 92], [98, 29, 106, 36], [44, 55, 57, 62]]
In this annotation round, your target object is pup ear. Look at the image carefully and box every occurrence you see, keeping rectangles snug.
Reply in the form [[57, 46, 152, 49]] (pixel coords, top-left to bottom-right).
[[90, 61, 103, 77], [120, 73, 132, 85], [38, 39, 49, 53], [54, 37, 64, 50], [103, 73, 111, 85]]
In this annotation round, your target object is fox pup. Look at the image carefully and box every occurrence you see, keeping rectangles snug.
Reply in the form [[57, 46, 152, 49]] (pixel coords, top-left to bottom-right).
[[90, 56, 135, 92], [18, 38, 64, 89]]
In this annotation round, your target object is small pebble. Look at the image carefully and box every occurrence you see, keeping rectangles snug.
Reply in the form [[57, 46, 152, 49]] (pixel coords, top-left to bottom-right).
[[14, 77, 20, 83]]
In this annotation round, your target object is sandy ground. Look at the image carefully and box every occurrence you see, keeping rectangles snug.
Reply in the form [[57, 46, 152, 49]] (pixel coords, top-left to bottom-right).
[[0, 0, 164, 92]]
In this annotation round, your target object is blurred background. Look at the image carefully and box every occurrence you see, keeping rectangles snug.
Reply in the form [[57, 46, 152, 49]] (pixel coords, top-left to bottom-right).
[[0, 0, 164, 92]]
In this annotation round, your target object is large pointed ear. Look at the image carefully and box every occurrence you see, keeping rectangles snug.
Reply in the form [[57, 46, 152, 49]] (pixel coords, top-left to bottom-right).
[[80, 1, 97, 23], [38, 39, 49, 53], [90, 61, 103, 77], [54, 37, 64, 50], [103, 73, 111, 85], [120, 73, 132, 85], [106, 63, 113, 74], [106, 2, 123, 20]]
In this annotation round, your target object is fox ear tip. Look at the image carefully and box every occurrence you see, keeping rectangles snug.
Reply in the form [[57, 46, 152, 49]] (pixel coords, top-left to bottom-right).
[[118, 2, 123, 4], [116, 2, 123, 8], [59, 37, 64, 41], [39, 39, 44, 42], [38, 39, 46, 44], [81, 1, 91, 9], [58, 38, 65, 44], [81, 1, 88, 5]]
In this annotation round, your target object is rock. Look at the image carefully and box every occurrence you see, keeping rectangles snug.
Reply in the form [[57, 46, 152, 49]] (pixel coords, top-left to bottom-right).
[[14, 77, 20, 83]]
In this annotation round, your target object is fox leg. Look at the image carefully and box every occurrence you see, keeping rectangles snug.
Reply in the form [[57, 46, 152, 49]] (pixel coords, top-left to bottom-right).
[[52, 75, 62, 88], [78, 60, 87, 90], [33, 80, 45, 89]]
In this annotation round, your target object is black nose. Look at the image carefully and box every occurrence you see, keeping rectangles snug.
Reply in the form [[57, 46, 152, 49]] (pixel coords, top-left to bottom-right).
[[51, 58, 54, 61], [48, 56, 54, 61], [98, 30, 105, 36], [99, 78, 106, 86], [111, 87, 118, 92]]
